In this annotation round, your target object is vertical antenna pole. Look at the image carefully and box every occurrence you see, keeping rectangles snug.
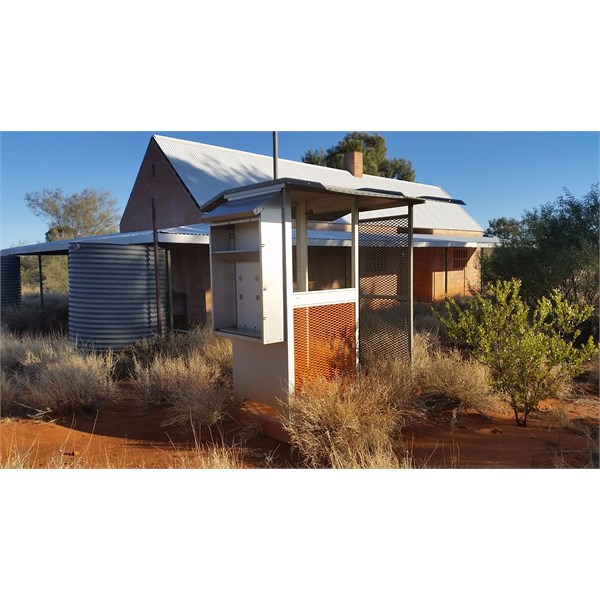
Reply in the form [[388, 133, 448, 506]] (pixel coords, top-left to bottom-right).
[[273, 131, 278, 179]]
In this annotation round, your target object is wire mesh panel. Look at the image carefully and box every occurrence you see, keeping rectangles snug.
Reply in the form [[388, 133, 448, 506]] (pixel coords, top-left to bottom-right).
[[293, 302, 356, 388], [359, 215, 410, 366]]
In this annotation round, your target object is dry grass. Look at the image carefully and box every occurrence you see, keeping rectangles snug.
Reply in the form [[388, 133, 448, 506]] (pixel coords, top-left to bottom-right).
[[134, 352, 233, 428], [293, 331, 496, 466], [283, 375, 402, 468], [128, 324, 232, 369], [416, 347, 495, 412], [132, 324, 233, 429], [1, 373, 19, 416], [0, 331, 115, 414], [163, 444, 246, 469], [365, 331, 496, 415], [1, 293, 69, 335]]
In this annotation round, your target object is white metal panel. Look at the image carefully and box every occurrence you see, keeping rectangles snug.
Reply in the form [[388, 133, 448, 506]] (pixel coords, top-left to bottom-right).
[[235, 261, 263, 333], [232, 339, 290, 412], [293, 288, 357, 308], [259, 204, 285, 344]]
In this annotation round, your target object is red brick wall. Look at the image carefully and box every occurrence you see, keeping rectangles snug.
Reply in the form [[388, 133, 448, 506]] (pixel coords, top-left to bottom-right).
[[416, 247, 481, 300], [120, 138, 202, 232]]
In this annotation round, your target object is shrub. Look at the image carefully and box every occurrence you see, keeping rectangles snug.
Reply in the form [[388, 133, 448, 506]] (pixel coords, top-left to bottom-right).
[[282, 375, 401, 468], [436, 279, 597, 426]]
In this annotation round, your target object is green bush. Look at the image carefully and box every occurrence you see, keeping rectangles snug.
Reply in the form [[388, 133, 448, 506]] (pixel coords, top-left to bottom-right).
[[436, 279, 597, 426]]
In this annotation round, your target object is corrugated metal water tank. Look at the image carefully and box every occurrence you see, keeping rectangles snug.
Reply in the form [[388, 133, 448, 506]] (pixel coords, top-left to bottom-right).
[[69, 243, 167, 350], [1, 255, 22, 309]]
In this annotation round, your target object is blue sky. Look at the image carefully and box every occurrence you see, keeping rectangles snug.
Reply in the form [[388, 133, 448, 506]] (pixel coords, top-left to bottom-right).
[[1, 131, 598, 248]]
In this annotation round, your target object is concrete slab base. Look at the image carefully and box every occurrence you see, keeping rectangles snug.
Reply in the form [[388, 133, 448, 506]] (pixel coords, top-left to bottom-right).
[[230, 400, 290, 444]]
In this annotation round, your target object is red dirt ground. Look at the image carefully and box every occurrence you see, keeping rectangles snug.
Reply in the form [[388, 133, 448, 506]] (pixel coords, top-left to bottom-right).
[[1, 376, 598, 469]]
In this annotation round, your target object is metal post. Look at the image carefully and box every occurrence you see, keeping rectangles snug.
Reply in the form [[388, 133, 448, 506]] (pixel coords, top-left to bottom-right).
[[151, 198, 163, 337], [166, 248, 174, 332], [444, 247, 449, 297], [351, 199, 360, 372], [408, 204, 414, 365], [38, 254, 44, 308], [272, 132, 278, 180], [296, 199, 308, 292]]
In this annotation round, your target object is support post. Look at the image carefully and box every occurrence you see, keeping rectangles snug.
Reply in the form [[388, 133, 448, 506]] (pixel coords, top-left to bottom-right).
[[166, 248, 174, 332], [408, 204, 414, 365], [351, 200, 360, 371], [38, 254, 44, 308], [444, 247, 449, 297], [295, 199, 308, 292], [151, 198, 163, 337]]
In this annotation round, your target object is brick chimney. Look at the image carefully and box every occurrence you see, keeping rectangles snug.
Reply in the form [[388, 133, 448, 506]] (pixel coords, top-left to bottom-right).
[[343, 151, 363, 178]]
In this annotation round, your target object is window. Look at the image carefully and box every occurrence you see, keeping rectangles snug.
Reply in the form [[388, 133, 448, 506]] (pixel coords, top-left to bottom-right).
[[453, 248, 468, 269]]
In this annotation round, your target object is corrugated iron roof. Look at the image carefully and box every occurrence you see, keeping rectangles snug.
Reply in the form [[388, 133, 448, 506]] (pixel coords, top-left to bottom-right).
[[1, 222, 497, 257], [1, 224, 209, 256], [413, 234, 499, 248], [301, 229, 498, 248], [153, 135, 484, 233], [337, 201, 485, 232]]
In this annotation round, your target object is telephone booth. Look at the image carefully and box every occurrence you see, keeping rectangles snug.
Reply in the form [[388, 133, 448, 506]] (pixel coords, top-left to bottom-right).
[[201, 178, 422, 418]]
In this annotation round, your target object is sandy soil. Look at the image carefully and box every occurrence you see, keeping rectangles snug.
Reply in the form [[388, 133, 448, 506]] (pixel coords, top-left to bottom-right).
[[1, 377, 598, 469]]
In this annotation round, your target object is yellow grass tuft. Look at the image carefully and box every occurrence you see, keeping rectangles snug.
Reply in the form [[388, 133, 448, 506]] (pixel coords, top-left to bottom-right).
[[0, 331, 115, 414], [283, 375, 402, 468]]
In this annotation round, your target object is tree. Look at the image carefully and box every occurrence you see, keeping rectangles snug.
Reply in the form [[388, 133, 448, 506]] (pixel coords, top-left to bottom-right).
[[302, 132, 416, 181], [485, 216, 521, 239], [483, 185, 599, 309], [301, 148, 327, 166], [436, 280, 597, 426], [25, 188, 120, 241]]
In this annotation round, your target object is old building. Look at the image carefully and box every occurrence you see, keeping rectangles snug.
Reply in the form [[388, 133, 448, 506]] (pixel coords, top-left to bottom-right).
[[121, 135, 495, 326]]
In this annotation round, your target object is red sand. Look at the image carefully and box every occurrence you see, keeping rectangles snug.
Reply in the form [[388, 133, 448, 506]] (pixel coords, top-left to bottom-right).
[[1, 379, 598, 469]]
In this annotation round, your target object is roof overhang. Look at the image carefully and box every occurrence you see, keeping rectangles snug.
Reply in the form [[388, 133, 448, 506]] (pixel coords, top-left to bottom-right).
[[200, 178, 426, 223], [0, 224, 210, 257]]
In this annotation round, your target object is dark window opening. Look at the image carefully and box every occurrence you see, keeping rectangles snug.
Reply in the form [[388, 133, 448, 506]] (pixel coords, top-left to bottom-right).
[[453, 248, 468, 269]]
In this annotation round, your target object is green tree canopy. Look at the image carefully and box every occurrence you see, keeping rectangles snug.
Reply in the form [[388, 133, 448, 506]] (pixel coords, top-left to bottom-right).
[[485, 216, 521, 239], [483, 184, 599, 310], [25, 188, 120, 241], [302, 132, 416, 181]]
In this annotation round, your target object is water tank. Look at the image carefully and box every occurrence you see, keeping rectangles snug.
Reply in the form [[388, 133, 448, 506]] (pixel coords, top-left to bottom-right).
[[68, 243, 167, 350], [1, 255, 22, 310]]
